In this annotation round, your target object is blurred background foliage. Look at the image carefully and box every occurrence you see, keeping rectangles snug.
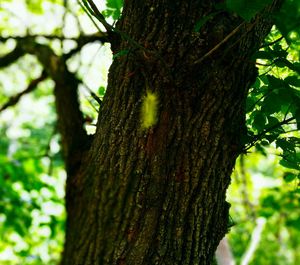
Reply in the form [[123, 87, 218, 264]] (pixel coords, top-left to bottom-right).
[[0, 0, 299, 264]]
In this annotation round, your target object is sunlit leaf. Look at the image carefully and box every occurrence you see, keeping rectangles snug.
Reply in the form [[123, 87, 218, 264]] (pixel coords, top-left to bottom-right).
[[103, 0, 123, 20], [98, 86, 106, 96]]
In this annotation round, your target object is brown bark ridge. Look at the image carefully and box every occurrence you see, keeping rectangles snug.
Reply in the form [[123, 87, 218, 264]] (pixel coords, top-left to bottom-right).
[[61, 1, 283, 264]]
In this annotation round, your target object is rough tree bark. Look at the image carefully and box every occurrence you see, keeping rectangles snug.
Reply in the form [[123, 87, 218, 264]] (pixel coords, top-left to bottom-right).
[[58, 1, 283, 264]]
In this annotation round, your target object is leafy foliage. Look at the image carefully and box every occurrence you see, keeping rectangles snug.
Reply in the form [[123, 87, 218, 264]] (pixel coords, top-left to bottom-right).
[[229, 154, 300, 265], [274, 0, 300, 44], [102, 0, 123, 20], [244, 25, 300, 173], [0, 105, 65, 264]]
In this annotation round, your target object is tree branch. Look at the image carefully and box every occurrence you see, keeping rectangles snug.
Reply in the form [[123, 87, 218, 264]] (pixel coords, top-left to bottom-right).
[[64, 32, 109, 60], [0, 31, 111, 173], [245, 116, 295, 151], [0, 43, 25, 68], [0, 33, 109, 62], [193, 22, 246, 65], [260, 36, 284, 48], [0, 36, 92, 173], [27, 42, 90, 172], [84, 0, 113, 32], [79, 0, 155, 53], [0, 70, 47, 112], [0, 32, 108, 43]]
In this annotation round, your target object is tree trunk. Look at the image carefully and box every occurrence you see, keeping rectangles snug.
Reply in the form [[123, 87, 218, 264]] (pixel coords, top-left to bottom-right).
[[60, 1, 282, 264]]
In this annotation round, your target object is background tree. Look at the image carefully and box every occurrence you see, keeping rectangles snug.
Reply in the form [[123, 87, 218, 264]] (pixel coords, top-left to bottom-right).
[[0, 0, 299, 264]]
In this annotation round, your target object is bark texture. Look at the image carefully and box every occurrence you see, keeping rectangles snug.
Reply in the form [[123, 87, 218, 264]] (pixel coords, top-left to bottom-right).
[[60, 1, 283, 264]]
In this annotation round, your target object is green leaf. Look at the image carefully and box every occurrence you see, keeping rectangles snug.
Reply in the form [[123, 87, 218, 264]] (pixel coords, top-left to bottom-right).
[[240, 131, 254, 146], [285, 76, 300, 87], [252, 50, 274, 60], [259, 208, 274, 218], [98, 86, 106, 96], [266, 116, 280, 128], [267, 75, 285, 89], [274, 0, 300, 43], [283, 172, 297, 182], [270, 44, 288, 58], [261, 93, 282, 115], [226, 0, 244, 17], [112, 49, 129, 59], [261, 79, 297, 116], [276, 138, 295, 152], [252, 112, 266, 131], [280, 158, 299, 170], [246, 96, 257, 113], [262, 194, 280, 210], [286, 219, 300, 230], [226, 0, 272, 21], [274, 59, 300, 74], [274, 59, 287, 68], [103, 0, 123, 20], [265, 133, 279, 144], [26, 0, 44, 14], [252, 77, 262, 89]]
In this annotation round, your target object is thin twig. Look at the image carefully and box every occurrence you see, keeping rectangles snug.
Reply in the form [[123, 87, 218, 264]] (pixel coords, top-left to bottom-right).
[[244, 116, 295, 151], [85, 0, 113, 32], [193, 22, 245, 65], [81, 82, 102, 106], [260, 36, 284, 48], [0, 71, 48, 112], [78, 0, 149, 52], [78, 0, 103, 32]]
